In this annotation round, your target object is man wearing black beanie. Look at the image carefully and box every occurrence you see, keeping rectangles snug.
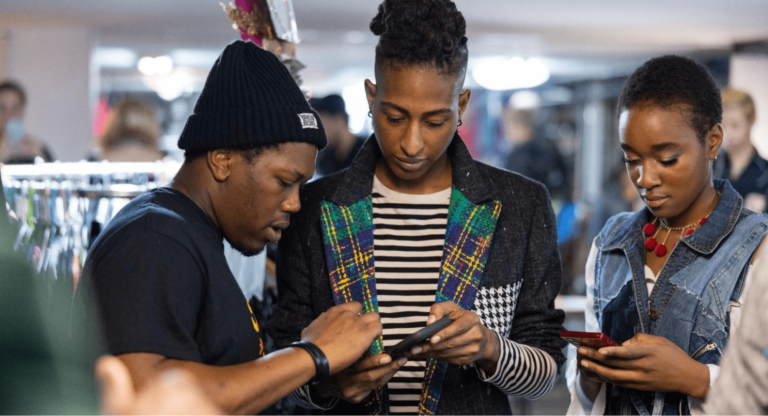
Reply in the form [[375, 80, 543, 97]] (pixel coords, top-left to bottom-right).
[[76, 41, 383, 414]]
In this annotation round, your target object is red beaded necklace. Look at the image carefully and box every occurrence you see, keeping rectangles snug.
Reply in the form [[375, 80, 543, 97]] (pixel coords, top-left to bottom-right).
[[643, 216, 709, 257], [644, 191, 721, 257]]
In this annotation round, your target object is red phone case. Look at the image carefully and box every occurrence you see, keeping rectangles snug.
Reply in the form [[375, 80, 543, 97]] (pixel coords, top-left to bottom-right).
[[560, 331, 619, 348]]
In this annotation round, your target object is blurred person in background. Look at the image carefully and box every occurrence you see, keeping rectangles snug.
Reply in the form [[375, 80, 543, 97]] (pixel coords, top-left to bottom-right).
[[502, 101, 577, 294], [0, 80, 54, 164], [714, 87, 768, 212], [311, 94, 366, 176], [503, 106, 570, 202], [97, 98, 165, 162], [567, 55, 768, 415]]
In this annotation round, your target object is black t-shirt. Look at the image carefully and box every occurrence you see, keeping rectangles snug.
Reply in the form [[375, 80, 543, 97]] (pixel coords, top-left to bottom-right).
[[81, 187, 264, 365]]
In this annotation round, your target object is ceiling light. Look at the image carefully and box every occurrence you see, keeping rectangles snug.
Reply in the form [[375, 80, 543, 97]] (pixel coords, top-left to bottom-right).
[[137, 56, 156, 75], [471, 57, 550, 91], [137, 55, 174, 76]]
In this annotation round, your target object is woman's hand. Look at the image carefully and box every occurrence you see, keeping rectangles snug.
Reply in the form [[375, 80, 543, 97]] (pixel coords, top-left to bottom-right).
[[407, 301, 500, 374], [578, 333, 710, 400]]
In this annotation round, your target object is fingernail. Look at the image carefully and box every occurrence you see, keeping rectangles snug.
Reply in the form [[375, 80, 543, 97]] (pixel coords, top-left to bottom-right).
[[411, 346, 423, 355], [380, 355, 392, 365], [427, 315, 436, 325], [580, 359, 589, 368], [577, 347, 585, 354], [431, 336, 441, 344], [398, 357, 407, 366]]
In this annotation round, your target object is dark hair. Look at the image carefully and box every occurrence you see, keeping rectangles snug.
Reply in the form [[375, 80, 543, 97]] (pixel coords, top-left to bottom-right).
[[370, 0, 468, 77], [183, 144, 281, 164], [618, 55, 722, 142], [0, 80, 27, 107], [311, 94, 348, 121]]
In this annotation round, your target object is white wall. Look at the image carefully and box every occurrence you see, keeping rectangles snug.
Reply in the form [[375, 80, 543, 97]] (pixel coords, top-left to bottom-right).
[[1, 23, 94, 162], [730, 54, 768, 159], [0, 31, 8, 81]]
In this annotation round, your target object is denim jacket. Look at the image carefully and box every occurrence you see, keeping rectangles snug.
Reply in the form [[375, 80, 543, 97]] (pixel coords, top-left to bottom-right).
[[593, 180, 768, 415]]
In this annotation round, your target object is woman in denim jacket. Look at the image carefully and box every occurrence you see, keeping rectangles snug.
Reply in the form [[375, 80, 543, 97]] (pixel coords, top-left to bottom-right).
[[567, 55, 768, 415]]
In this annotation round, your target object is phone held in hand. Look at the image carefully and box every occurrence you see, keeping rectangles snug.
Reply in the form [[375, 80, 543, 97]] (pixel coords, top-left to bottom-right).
[[560, 331, 619, 348], [384, 316, 452, 359]]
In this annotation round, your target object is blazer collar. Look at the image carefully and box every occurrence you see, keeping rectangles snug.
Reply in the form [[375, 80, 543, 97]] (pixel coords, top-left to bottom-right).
[[327, 132, 493, 206]]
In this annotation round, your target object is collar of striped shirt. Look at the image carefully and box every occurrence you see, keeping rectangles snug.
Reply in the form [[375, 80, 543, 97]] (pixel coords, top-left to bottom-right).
[[325, 133, 494, 208]]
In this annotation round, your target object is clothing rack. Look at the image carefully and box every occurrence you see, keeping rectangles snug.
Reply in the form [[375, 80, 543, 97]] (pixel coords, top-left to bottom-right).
[[2, 160, 268, 306], [1, 161, 182, 299]]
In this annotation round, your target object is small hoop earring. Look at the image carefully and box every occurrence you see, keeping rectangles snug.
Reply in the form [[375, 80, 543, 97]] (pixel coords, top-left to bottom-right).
[[368, 110, 372, 118], [457, 118, 463, 127]]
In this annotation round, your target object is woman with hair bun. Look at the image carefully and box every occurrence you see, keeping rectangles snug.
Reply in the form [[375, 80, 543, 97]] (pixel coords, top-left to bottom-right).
[[270, 0, 565, 414]]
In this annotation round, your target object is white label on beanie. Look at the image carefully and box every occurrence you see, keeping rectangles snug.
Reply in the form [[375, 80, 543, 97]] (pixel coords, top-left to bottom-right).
[[298, 113, 319, 129]]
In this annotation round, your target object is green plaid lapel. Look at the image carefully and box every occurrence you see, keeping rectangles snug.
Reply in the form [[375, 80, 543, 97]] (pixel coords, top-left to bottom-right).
[[419, 189, 502, 415], [320, 189, 501, 415], [320, 197, 379, 325], [320, 197, 386, 414]]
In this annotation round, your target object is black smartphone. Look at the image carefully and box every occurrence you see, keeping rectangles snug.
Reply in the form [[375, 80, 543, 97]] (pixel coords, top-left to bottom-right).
[[383, 316, 452, 359]]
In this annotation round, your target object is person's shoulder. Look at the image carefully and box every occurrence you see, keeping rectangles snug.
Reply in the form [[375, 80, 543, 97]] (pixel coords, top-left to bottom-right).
[[752, 150, 768, 168], [301, 170, 348, 204], [92, 189, 203, 253], [737, 206, 768, 227], [117, 188, 190, 226], [603, 211, 636, 228], [597, 211, 637, 242]]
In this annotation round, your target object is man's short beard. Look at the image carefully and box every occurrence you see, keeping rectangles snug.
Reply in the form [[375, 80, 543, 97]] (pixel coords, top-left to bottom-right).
[[227, 239, 264, 257]]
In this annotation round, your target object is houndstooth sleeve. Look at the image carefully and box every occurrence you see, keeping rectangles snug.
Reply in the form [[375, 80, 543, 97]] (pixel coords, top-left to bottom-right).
[[472, 283, 558, 399]]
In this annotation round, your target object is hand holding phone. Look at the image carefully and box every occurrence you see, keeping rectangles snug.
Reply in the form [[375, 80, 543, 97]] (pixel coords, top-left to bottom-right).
[[384, 316, 452, 359], [562, 331, 618, 384], [560, 331, 618, 349]]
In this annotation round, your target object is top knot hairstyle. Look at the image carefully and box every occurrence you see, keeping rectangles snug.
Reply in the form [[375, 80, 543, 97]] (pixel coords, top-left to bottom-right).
[[370, 0, 468, 77], [618, 55, 722, 143]]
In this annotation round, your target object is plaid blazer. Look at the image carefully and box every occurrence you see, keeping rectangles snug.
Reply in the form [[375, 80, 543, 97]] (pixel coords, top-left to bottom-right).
[[270, 134, 566, 415]]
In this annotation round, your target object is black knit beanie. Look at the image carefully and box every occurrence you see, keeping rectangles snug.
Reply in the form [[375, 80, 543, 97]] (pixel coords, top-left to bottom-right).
[[178, 40, 327, 153]]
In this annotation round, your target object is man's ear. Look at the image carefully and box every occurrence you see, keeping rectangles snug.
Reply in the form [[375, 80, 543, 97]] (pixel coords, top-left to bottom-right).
[[207, 150, 234, 182]]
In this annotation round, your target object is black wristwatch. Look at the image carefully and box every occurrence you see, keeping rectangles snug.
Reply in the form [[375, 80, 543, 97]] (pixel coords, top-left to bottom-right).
[[290, 341, 330, 385]]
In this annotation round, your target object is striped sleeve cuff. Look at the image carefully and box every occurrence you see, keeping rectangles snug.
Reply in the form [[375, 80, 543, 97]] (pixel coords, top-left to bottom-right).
[[475, 331, 558, 399], [290, 385, 339, 410]]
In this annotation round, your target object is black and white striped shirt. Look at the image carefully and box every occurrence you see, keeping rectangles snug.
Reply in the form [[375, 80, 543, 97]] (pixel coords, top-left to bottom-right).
[[293, 176, 558, 412], [373, 176, 451, 415]]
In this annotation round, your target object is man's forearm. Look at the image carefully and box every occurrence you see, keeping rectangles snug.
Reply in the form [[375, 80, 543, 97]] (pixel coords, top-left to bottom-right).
[[120, 347, 316, 415]]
